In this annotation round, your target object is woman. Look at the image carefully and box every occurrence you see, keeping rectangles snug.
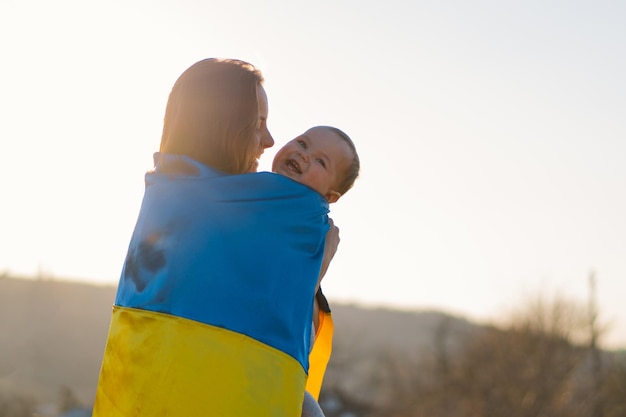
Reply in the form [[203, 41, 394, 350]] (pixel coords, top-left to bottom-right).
[[93, 58, 338, 417]]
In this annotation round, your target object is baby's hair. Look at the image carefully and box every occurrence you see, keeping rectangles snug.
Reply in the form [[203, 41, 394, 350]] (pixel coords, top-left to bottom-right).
[[324, 126, 360, 195]]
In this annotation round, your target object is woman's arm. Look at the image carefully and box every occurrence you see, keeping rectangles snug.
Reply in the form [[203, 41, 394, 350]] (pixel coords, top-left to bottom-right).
[[314, 218, 339, 332], [316, 218, 339, 292]]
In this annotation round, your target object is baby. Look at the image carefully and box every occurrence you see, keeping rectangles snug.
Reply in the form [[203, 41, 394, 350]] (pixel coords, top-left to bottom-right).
[[273, 125, 360, 417], [272, 126, 359, 204]]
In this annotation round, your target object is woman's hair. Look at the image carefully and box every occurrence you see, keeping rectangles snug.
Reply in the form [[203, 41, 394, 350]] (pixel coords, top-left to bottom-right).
[[160, 58, 264, 174], [328, 127, 360, 195]]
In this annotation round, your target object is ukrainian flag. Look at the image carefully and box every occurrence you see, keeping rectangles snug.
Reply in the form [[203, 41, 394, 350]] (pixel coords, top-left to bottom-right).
[[305, 289, 335, 401], [93, 153, 330, 417]]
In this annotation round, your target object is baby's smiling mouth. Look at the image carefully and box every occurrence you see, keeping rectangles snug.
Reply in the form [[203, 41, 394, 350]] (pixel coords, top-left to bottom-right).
[[287, 159, 302, 174]]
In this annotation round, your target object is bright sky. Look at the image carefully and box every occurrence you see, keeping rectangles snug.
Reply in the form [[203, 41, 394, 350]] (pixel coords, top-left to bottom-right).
[[1, 0, 625, 348]]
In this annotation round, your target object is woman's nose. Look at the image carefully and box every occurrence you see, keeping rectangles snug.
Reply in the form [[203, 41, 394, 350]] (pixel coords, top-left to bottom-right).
[[261, 129, 274, 149]]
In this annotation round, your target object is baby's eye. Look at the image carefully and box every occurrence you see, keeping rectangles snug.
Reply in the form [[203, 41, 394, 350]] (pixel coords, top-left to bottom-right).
[[297, 140, 307, 149], [316, 158, 326, 168]]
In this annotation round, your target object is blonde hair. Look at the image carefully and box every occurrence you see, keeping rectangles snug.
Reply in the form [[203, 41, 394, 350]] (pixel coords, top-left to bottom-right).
[[160, 58, 264, 174]]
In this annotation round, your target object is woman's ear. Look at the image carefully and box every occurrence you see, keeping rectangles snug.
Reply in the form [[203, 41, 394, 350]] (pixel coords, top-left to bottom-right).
[[325, 190, 342, 204]]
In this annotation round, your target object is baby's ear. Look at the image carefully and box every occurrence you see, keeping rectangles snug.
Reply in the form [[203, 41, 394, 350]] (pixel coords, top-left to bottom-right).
[[325, 190, 342, 204]]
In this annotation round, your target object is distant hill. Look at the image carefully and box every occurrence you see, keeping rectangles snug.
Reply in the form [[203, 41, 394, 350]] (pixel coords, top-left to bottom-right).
[[0, 277, 116, 405], [0, 276, 480, 408], [323, 303, 481, 406]]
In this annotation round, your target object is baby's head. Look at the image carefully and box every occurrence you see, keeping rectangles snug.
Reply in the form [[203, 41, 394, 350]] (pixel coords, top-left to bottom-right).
[[272, 126, 360, 203]]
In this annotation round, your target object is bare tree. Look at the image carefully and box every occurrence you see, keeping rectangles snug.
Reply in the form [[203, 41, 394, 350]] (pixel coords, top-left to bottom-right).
[[377, 292, 599, 417], [588, 272, 603, 417]]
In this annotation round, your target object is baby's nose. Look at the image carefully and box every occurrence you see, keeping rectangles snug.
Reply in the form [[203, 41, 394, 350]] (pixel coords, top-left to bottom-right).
[[298, 150, 309, 162]]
